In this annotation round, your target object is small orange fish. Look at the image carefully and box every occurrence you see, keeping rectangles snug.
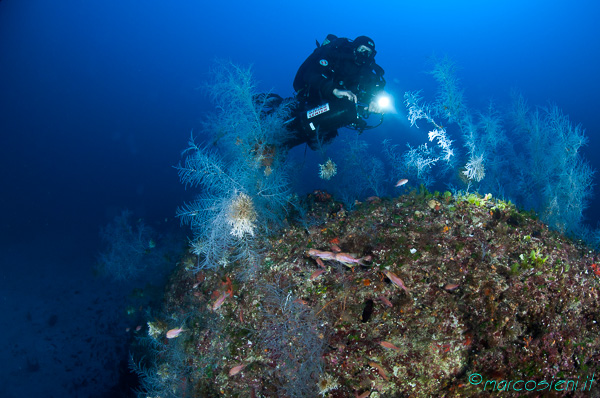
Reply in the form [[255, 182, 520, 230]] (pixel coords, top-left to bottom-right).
[[166, 327, 185, 339], [334, 252, 371, 267], [229, 363, 246, 376], [293, 298, 309, 306], [309, 269, 326, 280], [378, 295, 393, 308], [315, 257, 325, 269], [379, 341, 401, 351], [383, 270, 409, 292], [308, 249, 336, 260], [212, 292, 227, 311], [368, 361, 389, 381], [395, 178, 408, 187], [444, 283, 460, 291], [355, 391, 370, 398], [464, 333, 473, 347]]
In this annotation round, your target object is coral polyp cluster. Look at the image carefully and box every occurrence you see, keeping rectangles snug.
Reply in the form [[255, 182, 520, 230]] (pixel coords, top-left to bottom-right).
[[227, 192, 257, 238], [131, 189, 600, 397], [319, 159, 337, 180]]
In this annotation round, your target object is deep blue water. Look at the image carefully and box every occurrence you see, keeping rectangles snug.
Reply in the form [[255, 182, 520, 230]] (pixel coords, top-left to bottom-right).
[[1, 0, 599, 396]]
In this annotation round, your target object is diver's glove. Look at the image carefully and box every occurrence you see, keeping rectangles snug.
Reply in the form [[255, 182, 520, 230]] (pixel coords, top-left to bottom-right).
[[367, 100, 382, 114], [333, 88, 357, 103]]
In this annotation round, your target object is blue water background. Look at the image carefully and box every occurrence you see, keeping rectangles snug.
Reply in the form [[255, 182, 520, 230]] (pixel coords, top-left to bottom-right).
[[1, 0, 599, 396]]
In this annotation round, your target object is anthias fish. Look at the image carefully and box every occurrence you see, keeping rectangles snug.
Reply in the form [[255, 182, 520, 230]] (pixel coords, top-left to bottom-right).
[[383, 270, 409, 292], [395, 178, 408, 187], [166, 327, 185, 339]]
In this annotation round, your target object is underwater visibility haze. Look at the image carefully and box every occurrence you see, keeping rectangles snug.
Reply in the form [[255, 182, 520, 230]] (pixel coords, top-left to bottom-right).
[[1, 0, 600, 396]]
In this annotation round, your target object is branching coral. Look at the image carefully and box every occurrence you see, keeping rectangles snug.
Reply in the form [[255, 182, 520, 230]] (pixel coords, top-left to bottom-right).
[[175, 62, 293, 270]]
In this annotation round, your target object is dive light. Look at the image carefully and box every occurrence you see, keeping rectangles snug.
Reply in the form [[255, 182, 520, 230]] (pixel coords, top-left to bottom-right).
[[376, 93, 392, 113]]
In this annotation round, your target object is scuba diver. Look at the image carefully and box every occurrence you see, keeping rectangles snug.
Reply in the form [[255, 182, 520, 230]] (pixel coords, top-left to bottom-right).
[[283, 34, 388, 150]]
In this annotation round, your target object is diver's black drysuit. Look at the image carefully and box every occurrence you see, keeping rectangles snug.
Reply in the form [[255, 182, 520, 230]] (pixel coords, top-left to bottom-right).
[[283, 35, 386, 150]]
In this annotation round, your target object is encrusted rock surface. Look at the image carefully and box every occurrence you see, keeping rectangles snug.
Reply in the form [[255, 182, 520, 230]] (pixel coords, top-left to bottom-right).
[[134, 190, 600, 397]]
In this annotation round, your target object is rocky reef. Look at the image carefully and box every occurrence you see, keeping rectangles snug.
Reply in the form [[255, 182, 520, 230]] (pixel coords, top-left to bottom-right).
[[131, 189, 600, 397]]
